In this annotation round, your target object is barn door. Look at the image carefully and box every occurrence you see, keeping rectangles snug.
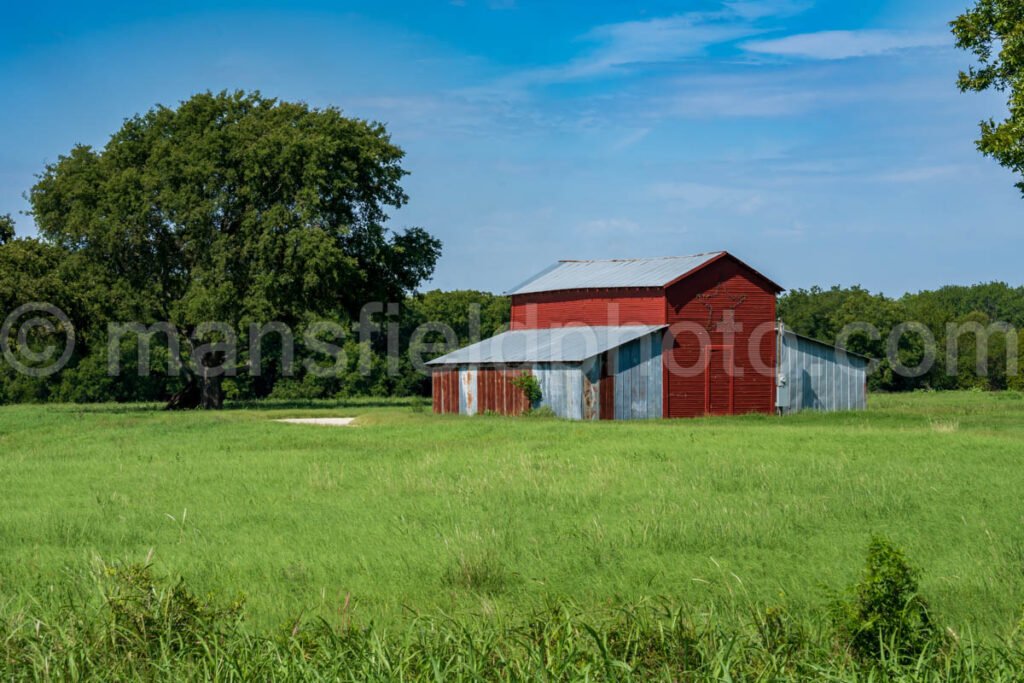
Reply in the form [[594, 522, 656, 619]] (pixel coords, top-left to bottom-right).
[[704, 346, 734, 415]]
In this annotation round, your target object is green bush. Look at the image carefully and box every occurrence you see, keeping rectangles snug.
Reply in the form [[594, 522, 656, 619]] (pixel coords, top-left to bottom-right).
[[511, 371, 542, 409], [832, 536, 936, 664]]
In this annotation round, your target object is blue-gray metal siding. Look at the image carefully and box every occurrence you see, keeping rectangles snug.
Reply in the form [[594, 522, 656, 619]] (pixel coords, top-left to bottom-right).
[[777, 329, 867, 413], [533, 363, 584, 420], [612, 332, 663, 420]]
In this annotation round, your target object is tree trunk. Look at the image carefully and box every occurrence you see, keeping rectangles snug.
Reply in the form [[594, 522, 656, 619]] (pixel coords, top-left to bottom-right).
[[200, 368, 224, 409], [165, 359, 225, 410], [165, 378, 201, 410]]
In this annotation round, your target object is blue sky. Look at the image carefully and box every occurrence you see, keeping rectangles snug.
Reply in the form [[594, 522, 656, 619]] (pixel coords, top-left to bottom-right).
[[1, 0, 1019, 295]]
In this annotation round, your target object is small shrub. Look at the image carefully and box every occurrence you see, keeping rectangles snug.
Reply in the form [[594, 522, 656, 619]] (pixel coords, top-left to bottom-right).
[[511, 372, 542, 410], [832, 536, 935, 664], [97, 561, 244, 658], [523, 405, 557, 418], [409, 396, 428, 413]]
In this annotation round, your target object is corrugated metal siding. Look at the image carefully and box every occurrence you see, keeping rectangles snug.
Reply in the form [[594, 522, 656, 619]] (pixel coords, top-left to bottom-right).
[[582, 358, 601, 420], [776, 329, 867, 413], [431, 368, 460, 414], [459, 368, 477, 416], [534, 363, 585, 420], [476, 367, 531, 415], [507, 253, 724, 294], [664, 257, 777, 418], [612, 332, 663, 419], [511, 290, 665, 329]]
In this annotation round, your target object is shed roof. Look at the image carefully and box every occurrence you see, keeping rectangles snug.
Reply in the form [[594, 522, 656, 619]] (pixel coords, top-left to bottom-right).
[[426, 325, 666, 365]]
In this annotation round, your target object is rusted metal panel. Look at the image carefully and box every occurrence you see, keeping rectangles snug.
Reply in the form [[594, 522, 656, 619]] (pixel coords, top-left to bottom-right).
[[469, 366, 532, 416], [582, 357, 601, 421], [432, 368, 460, 415], [459, 367, 477, 416]]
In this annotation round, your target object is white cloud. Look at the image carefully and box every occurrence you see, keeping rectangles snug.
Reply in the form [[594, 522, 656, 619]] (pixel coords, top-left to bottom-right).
[[501, 1, 815, 88], [742, 29, 949, 60]]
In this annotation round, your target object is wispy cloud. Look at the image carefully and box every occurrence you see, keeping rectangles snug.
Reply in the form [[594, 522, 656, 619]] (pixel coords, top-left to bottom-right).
[[501, 2, 812, 87], [873, 164, 961, 183], [609, 127, 651, 151], [743, 29, 949, 60], [724, 0, 812, 20]]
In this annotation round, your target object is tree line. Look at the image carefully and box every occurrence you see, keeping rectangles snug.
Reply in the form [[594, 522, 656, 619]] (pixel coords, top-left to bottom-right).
[[779, 283, 1024, 392]]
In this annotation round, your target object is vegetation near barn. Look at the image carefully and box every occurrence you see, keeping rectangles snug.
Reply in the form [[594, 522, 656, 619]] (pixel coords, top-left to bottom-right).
[[3, 391, 1024, 679]]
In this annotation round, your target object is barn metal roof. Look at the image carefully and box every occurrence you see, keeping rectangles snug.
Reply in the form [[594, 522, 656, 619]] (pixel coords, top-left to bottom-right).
[[426, 325, 666, 365], [506, 253, 725, 295]]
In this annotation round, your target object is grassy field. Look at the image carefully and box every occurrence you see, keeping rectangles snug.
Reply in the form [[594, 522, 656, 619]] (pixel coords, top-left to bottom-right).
[[1, 390, 1023, 649]]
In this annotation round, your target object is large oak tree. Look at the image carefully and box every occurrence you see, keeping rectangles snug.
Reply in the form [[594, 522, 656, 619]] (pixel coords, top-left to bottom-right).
[[29, 91, 441, 408]]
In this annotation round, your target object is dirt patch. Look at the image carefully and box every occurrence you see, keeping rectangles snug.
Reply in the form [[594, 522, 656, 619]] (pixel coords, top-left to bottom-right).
[[274, 417, 356, 426]]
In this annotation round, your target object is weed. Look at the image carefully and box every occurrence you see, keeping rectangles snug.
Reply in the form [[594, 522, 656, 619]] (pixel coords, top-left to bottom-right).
[[511, 372, 542, 409], [832, 537, 936, 665], [442, 551, 512, 595]]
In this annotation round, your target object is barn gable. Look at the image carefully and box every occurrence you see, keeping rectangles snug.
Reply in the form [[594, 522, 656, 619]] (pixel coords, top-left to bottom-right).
[[508, 252, 781, 331]]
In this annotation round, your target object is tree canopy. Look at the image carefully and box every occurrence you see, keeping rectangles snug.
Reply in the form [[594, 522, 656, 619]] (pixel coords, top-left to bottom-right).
[[21, 90, 442, 407], [952, 0, 1024, 194]]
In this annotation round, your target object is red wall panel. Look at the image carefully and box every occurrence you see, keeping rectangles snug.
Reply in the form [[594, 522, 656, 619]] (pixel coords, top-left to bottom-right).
[[432, 367, 531, 416], [511, 289, 665, 329], [475, 367, 530, 416], [663, 257, 777, 418], [431, 368, 460, 414]]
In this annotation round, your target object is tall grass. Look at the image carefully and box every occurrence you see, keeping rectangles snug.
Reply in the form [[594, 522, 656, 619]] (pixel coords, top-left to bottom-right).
[[2, 558, 1023, 681]]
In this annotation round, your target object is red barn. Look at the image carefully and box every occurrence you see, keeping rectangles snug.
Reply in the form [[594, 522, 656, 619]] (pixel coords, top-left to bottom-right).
[[429, 252, 865, 419]]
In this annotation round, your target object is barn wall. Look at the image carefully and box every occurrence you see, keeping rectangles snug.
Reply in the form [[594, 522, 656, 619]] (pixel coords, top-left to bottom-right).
[[533, 363, 585, 419], [475, 366, 532, 415], [664, 256, 778, 418], [431, 368, 460, 414], [777, 331, 867, 413], [611, 332, 663, 419], [511, 288, 664, 329], [432, 365, 548, 417]]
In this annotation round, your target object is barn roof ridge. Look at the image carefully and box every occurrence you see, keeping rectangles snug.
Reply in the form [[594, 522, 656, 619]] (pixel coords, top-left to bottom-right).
[[506, 250, 782, 295], [556, 252, 725, 264]]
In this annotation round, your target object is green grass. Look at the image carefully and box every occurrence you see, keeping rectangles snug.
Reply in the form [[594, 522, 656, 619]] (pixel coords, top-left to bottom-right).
[[1, 391, 1023, 645]]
